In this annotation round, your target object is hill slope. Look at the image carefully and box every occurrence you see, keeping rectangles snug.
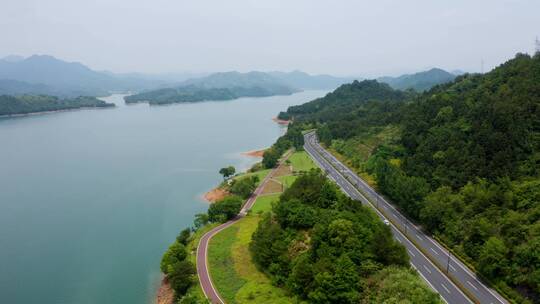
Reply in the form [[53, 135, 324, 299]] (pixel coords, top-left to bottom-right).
[[378, 68, 456, 91], [280, 53, 540, 303], [0, 95, 114, 116], [268, 70, 357, 89], [0, 55, 169, 97], [125, 71, 299, 105]]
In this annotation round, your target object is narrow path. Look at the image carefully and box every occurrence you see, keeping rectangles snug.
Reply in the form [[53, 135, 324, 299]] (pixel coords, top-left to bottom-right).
[[196, 151, 291, 304]]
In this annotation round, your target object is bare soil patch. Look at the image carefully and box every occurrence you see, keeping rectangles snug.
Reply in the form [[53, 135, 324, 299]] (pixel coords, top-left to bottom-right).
[[242, 149, 266, 158], [203, 187, 230, 203], [156, 277, 175, 304]]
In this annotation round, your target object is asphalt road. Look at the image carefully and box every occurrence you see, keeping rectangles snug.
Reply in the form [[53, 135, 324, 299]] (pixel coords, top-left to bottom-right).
[[196, 153, 290, 304], [304, 131, 508, 304]]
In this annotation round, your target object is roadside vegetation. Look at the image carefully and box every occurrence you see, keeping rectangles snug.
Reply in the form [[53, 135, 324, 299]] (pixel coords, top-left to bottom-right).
[[250, 169, 442, 303], [278, 53, 540, 303]]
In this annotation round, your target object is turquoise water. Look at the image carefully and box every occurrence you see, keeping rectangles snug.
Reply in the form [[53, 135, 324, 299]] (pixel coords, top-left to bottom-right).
[[0, 91, 325, 304]]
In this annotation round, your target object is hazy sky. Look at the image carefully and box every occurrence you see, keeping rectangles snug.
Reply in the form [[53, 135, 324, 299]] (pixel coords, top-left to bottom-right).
[[2, 0, 539, 77]]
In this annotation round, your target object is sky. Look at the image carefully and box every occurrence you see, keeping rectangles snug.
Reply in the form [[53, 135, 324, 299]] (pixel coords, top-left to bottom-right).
[[2, 0, 539, 77]]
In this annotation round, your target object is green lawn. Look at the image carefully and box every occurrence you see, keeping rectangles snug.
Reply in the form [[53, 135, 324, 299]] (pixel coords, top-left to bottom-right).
[[251, 193, 281, 214], [276, 175, 297, 189], [234, 169, 272, 186], [289, 151, 317, 172], [208, 215, 295, 304], [182, 223, 220, 301], [208, 225, 246, 303]]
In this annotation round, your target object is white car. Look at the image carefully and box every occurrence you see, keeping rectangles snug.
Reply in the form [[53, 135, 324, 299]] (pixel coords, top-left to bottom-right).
[[383, 219, 390, 226]]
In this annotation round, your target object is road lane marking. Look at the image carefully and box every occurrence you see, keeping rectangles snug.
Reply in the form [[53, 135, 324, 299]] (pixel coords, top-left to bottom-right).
[[304, 136, 474, 304], [468, 281, 479, 291], [431, 248, 440, 256], [423, 264, 432, 274], [441, 284, 451, 294], [408, 249, 416, 257]]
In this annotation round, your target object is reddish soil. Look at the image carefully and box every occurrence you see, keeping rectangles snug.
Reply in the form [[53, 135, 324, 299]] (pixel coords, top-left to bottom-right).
[[203, 187, 229, 203], [242, 149, 266, 158], [156, 277, 174, 304], [272, 117, 290, 125]]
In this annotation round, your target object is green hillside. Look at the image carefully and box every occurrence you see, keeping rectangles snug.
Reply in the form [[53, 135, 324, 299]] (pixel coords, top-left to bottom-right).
[[0, 95, 114, 116], [279, 53, 540, 303]]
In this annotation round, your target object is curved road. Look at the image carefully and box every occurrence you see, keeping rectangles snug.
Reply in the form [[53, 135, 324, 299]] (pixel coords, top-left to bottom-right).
[[304, 131, 507, 304], [196, 153, 289, 304]]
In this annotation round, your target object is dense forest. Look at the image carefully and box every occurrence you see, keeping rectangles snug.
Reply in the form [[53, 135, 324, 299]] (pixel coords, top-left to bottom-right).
[[0, 94, 114, 116], [279, 53, 540, 303], [125, 71, 298, 105], [124, 85, 297, 105], [250, 170, 442, 303]]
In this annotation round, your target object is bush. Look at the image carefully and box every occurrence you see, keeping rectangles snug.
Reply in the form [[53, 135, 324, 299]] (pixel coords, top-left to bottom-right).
[[208, 195, 243, 222], [161, 242, 188, 274], [230, 176, 258, 199]]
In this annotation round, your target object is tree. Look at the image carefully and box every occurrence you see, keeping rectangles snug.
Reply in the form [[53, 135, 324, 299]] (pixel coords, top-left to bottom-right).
[[168, 260, 196, 297], [176, 228, 191, 245], [207, 195, 242, 222], [478, 237, 509, 279], [160, 242, 188, 274], [262, 148, 280, 168], [229, 176, 259, 199], [219, 166, 235, 180], [193, 213, 209, 230]]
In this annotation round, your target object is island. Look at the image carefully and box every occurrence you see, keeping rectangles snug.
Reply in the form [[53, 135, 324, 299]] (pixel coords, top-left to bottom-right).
[[124, 71, 299, 105], [0, 95, 115, 116]]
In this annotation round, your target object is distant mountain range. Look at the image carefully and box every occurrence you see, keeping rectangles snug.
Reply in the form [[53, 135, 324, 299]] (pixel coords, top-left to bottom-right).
[[377, 68, 457, 91], [125, 71, 300, 105], [0, 55, 358, 99], [268, 71, 357, 90], [0, 54, 461, 103], [0, 55, 173, 97]]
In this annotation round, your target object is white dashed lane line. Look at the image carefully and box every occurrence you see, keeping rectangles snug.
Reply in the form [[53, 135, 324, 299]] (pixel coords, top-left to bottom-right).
[[423, 265, 432, 274], [467, 281, 479, 291], [442, 284, 451, 294]]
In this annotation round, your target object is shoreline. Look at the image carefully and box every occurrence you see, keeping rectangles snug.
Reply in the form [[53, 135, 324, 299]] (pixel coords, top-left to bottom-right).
[[203, 148, 266, 203], [155, 277, 174, 304], [272, 117, 290, 125], [241, 148, 266, 158], [0, 105, 116, 118], [202, 187, 229, 203]]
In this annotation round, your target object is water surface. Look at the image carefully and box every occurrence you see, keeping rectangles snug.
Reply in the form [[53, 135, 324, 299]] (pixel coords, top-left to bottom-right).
[[0, 91, 325, 304]]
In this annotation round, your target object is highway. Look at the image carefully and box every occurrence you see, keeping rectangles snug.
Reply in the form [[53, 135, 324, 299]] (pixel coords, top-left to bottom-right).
[[196, 152, 290, 304], [304, 131, 508, 304]]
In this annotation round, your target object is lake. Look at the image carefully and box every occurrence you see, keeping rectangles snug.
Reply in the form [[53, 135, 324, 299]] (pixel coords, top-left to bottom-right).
[[0, 90, 326, 304]]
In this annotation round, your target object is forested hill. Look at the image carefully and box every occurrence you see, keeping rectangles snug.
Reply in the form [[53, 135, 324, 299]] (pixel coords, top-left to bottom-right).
[[125, 71, 299, 105], [278, 80, 414, 140], [378, 68, 456, 91], [280, 53, 540, 303], [0, 95, 114, 116]]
